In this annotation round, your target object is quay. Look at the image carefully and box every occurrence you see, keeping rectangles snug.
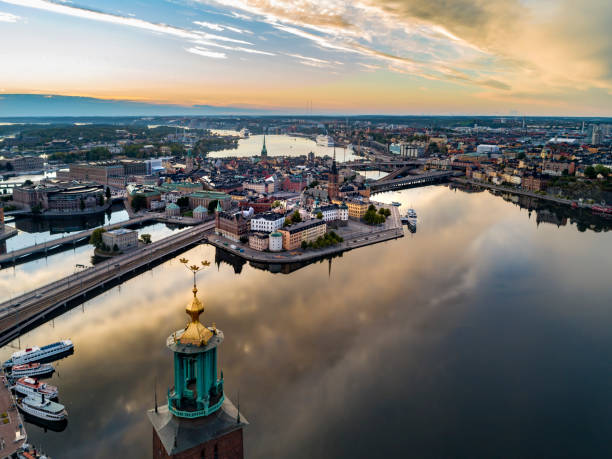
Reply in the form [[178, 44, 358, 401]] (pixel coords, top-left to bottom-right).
[[0, 227, 17, 242], [0, 220, 215, 345], [452, 178, 594, 209], [206, 203, 404, 265], [0, 370, 26, 455]]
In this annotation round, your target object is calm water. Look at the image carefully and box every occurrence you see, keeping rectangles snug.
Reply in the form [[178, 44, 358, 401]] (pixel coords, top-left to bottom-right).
[[2, 186, 612, 458], [0, 222, 187, 297], [208, 133, 359, 162]]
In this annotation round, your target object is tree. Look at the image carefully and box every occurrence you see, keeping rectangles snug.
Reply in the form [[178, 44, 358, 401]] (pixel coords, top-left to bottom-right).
[[105, 186, 111, 200], [594, 164, 610, 177], [272, 200, 281, 208], [5, 162, 12, 171], [140, 233, 152, 244], [284, 218, 292, 227], [131, 194, 147, 212], [113, 244, 119, 252], [23, 179, 33, 186], [291, 210, 302, 223], [98, 194, 104, 206], [90, 228, 106, 248], [316, 211, 323, 219], [517, 152, 526, 160], [177, 196, 189, 208], [301, 241, 308, 249], [207, 199, 219, 214], [584, 166, 596, 179]]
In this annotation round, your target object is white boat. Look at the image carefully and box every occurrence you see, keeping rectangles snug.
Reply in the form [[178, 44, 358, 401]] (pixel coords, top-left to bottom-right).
[[14, 377, 58, 399], [3, 339, 73, 367], [17, 394, 67, 422], [9, 363, 55, 378], [239, 128, 250, 138], [391, 202, 402, 207], [401, 209, 417, 226], [316, 135, 334, 147]]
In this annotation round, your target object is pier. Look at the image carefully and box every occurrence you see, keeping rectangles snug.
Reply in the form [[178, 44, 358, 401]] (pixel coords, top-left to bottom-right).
[[0, 220, 215, 345], [0, 370, 26, 455]]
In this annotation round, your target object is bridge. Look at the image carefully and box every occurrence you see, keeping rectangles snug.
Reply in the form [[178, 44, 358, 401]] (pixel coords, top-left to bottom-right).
[[0, 220, 215, 345], [0, 214, 158, 266], [370, 170, 457, 193], [343, 159, 423, 171]]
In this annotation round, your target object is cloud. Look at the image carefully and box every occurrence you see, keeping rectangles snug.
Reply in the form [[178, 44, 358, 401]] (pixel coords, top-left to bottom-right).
[[185, 47, 227, 59], [0, 11, 19, 22], [204, 0, 612, 95]]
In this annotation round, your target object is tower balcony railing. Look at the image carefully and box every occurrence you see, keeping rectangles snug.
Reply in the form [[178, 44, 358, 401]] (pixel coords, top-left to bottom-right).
[[167, 393, 225, 418]]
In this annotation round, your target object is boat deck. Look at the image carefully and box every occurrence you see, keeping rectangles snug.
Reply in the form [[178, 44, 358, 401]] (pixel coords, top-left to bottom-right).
[[0, 370, 26, 455]]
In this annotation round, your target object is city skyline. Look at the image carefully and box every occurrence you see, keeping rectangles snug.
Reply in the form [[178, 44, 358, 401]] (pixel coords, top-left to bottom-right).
[[0, 0, 611, 116]]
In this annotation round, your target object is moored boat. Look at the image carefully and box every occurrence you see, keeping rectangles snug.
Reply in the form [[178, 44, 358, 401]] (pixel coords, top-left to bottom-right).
[[17, 394, 67, 422], [401, 208, 418, 227], [3, 340, 73, 368], [13, 377, 58, 399], [9, 363, 54, 379], [391, 202, 402, 207]]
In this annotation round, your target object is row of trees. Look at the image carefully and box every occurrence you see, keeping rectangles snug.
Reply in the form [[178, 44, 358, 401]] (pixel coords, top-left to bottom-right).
[[364, 205, 390, 225], [301, 231, 344, 250]]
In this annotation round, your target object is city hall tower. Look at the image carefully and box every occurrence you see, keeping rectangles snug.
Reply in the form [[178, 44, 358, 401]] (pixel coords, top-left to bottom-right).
[[148, 259, 247, 458]]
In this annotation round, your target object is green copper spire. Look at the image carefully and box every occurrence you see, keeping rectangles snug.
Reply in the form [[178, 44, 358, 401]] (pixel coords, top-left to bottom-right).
[[216, 200, 223, 212], [261, 135, 268, 157]]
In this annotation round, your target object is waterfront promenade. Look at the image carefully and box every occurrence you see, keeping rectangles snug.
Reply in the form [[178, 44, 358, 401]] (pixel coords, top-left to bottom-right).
[[206, 203, 404, 264], [453, 178, 594, 208], [0, 220, 215, 344]]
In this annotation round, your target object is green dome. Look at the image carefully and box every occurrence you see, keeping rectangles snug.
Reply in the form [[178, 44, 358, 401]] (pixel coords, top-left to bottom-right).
[[193, 205, 207, 213], [167, 202, 180, 209], [270, 232, 282, 237]]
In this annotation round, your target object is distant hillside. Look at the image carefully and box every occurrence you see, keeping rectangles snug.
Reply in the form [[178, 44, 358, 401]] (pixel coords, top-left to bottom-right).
[[0, 94, 274, 117]]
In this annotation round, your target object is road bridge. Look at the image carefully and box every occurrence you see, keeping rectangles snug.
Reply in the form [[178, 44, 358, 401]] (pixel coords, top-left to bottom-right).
[[343, 159, 422, 171], [0, 214, 158, 267], [0, 220, 215, 345], [370, 170, 456, 193]]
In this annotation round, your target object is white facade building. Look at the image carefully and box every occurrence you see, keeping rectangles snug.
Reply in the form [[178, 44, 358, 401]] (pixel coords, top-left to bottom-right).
[[269, 232, 283, 252], [250, 212, 285, 232]]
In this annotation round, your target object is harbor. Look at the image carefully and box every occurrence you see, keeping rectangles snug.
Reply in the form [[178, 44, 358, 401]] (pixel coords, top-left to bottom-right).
[[0, 368, 26, 456]]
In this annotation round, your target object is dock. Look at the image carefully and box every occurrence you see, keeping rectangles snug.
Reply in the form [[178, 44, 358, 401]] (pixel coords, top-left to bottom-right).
[[0, 370, 26, 456], [0, 220, 215, 345]]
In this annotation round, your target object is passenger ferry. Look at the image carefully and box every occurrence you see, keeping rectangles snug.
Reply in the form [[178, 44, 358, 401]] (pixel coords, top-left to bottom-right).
[[3, 340, 73, 368], [13, 377, 58, 399], [9, 363, 55, 379], [17, 394, 67, 421], [316, 135, 334, 147], [401, 209, 418, 227]]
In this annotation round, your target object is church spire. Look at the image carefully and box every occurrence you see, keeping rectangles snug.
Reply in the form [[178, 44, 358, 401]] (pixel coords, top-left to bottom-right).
[[261, 135, 268, 157]]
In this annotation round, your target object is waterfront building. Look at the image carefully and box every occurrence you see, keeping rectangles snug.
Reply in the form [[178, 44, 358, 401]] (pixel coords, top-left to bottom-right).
[[193, 205, 208, 220], [68, 162, 124, 185], [13, 183, 104, 212], [542, 161, 575, 177], [523, 175, 549, 192], [6, 155, 44, 172], [269, 231, 283, 251], [102, 228, 138, 251], [148, 277, 247, 458], [248, 232, 269, 251], [250, 212, 285, 233], [390, 143, 424, 158], [188, 191, 232, 211], [278, 219, 327, 250], [165, 202, 180, 217], [215, 211, 249, 242], [127, 185, 162, 210]]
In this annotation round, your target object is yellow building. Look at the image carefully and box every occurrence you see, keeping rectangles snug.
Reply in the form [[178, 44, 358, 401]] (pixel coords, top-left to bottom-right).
[[278, 219, 327, 250], [333, 198, 369, 219]]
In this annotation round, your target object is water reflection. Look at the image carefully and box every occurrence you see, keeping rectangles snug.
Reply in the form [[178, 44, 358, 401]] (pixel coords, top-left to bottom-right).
[[1, 186, 612, 458]]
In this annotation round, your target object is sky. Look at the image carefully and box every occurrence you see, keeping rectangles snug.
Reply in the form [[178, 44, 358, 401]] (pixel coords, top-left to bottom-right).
[[0, 0, 611, 116]]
